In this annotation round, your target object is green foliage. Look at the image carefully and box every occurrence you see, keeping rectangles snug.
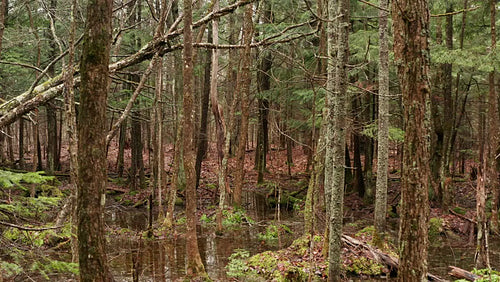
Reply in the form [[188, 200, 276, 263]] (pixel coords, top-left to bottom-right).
[[361, 122, 405, 142], [452, 206, 467, 215], [355, 225, 375, 237], [226, 249, 252, 278], [0, 196, 60, 220], [258, 223, 292, 244], [1, 261, 23, 277], [0, 170, 55, 191], [176, 216, 186, 225], [222, 208, 254, 228], [200, 214, 213, 224], [30, 259, 79, 280]]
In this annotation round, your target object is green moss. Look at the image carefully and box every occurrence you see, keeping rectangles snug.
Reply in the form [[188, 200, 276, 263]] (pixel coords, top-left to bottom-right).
[[429, 217, 444, 239], [453, 206, 467, 215], [247, 251, 308, 281], [346, 257, 383, 276], [355, 225, 375, 237]]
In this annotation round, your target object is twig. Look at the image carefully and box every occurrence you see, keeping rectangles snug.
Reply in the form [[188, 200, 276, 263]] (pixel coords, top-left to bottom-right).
[[0, 221, 63, 231], [431, 6, 480, 17]]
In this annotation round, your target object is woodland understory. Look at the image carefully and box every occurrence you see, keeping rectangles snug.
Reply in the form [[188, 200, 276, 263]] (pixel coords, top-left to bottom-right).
[[1, 0, 500, 281]]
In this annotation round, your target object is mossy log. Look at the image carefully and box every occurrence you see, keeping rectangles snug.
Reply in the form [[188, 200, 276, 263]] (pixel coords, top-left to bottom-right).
[[341, 235, 449, 281]]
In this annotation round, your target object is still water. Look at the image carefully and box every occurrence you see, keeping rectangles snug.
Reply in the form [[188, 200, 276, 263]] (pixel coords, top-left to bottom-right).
[[105, 191, 302, 281]]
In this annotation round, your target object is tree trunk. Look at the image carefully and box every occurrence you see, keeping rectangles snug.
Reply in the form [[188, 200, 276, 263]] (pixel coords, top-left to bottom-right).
[[18, 118, 24, 170], [195, 29, 211, 189], [255, 5, 272, 184], [487, 0, 499, 234], [130, 111, 145, 191], [326, 0, 349, 277], [77, 0, 113, 280], [233, 4, 253, 207], [46, 0, 60, 175], [374, 0, 389, 246], [117, 120, 127, 178], [476, 99, 490, 268], [183, 0, 207, 277], [63, 0, 78, 262], [392, 0, 432, 279]]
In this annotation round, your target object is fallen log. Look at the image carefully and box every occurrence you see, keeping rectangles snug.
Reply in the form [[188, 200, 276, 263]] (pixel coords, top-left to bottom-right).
[[449, 208, 477, 224], [448, 266, 480, 281], [341, 235, 449, 281]]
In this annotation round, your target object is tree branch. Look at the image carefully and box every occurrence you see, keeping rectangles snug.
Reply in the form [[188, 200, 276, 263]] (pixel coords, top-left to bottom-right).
[[0, 221, 63, 231]]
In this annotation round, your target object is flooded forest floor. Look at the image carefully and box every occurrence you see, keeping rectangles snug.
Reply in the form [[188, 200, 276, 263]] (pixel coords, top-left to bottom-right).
[[1, 144, 499, 281]]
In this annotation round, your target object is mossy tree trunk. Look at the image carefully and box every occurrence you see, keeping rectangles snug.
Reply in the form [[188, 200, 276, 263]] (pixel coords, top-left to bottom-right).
[[373, 0, 389, 246], [77, 0, 113, 280], [325, 0, 349, 277], [392, 0, 432, 279]]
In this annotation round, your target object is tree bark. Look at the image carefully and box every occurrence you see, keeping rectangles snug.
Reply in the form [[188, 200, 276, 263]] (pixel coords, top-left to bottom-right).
[[77, 0, 114, 280], [487, 0, 499, 234], [255, 4, 272, 184], [374, 0, 389, 246], [392, 0, 432, 279], [232, 4, 253, 207], [326, 0, 349, 277], [183, 0, 207, 277]]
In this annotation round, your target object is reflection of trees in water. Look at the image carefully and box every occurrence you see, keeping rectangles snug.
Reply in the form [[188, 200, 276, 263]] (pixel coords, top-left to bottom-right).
[[107, 192, 302, 280]]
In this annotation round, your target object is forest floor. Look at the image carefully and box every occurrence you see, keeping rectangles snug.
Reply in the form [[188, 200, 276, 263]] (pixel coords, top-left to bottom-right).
[[102, 142, 490, 280], [0, 143, 495, 281]]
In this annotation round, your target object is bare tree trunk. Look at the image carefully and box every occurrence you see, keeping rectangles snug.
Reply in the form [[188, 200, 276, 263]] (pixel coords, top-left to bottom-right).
[[392, 0, 432, 279], [232, 4, 253, 207], [77, 0, 113, 280], [183, 0, 207, 277], [487, 0, 499, 234], [117, 120, 127, 178], [255, 3, 272, 184], [476, 96, 490, 268], [195, 30, 211, 189], [209, 0, 228, 235], [18, 118, 24, 169]]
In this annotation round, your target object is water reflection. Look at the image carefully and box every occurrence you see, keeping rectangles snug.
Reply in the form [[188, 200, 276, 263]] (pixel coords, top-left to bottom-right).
[[106, 191, 302, 281]]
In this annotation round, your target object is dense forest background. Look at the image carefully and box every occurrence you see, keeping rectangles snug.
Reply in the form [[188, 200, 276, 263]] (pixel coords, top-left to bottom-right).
[[0, 0, 499, 280]]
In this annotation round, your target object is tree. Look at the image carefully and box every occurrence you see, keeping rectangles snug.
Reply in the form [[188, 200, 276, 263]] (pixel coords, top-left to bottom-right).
[[325, 0, 349, 278], [392, 0, 432, 279], [77, 0, 114, 280], [183, 0, 208, 277], [373, 0, 389, 246], [232, 3, 253, 207], [255, 3, 272, 184]]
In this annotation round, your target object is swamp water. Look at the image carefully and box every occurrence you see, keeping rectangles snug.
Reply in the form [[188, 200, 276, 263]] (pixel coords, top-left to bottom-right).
[[105, 192, 302, 281], [104, 192, 500, 281]]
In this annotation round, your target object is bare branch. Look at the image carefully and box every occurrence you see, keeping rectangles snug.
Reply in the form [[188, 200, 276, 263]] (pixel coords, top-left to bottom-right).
[[0, 221, 63, 231]]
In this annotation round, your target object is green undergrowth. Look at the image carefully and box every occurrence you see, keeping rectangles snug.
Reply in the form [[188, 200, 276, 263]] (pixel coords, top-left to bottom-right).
[[199, 208, 255, 229], [227, 228, 400, 280], [257, 223, 293, 245], [0, 170, 75, 280], [227, 234, 327, 281]]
